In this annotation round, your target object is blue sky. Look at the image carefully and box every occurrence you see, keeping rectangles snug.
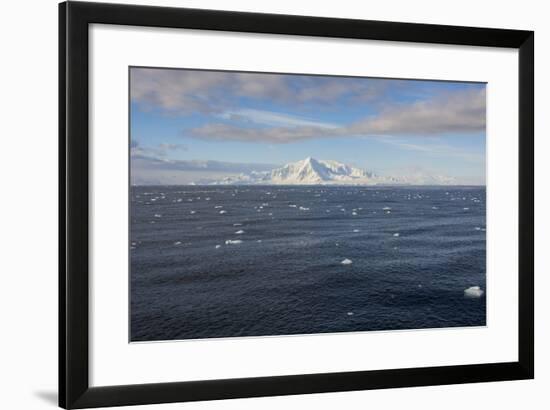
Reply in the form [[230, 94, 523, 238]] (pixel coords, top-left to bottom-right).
[[130, 67, 486, 185]]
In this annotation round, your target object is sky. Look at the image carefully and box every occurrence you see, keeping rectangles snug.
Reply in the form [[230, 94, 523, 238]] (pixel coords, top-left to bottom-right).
[[130, 67, 486, 185]]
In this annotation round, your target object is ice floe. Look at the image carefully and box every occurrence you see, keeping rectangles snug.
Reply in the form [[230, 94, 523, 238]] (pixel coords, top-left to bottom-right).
[[174, 241, 182, 246], [190, 211, 196, 214], [393, 233, 400, 237], [341, 258, 353, 265], [464, 286, 484, 298], [353, 229, 360, 233], [215, 244, 221, 249], [219, 210, 227, 214], [235, 230, 245, 234], [382, 206, 391, 210], [225, 239, 243, 245], [299, 206, 310, 211], [154, 214, 162, 218], [346, 312, 354, 316]]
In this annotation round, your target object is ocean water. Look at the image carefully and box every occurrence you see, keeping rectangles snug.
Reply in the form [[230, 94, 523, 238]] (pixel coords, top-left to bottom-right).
[[130, 186, 486, 342]]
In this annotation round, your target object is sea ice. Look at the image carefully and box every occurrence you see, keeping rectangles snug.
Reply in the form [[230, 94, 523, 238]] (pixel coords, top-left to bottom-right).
[[174, 241, 182, 245], [225, 240, 243, 245], [463, 207, 470, 211], [341, 258, 353, 265], [464, 286, 484, 298], [352, 212, 358, 216], [215, 205, 223, 209], [154, 214, 162, 218], [219, 210, 227, 214], [393, 233, 400, 237], [233, 223, 242, 226], [382, 206, 391, 210], [289, 204, 297, 208], [299, 206, 310, 211], [353, 229, 360, 233], [190, 211, 196, 214], [346, 312, 354, 316], [215, 245, 221, 249], [235, 230, 245, 234]]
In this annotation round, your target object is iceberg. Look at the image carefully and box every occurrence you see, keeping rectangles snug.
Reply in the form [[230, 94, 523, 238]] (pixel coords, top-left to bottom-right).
[[464, 286, 484, 298]]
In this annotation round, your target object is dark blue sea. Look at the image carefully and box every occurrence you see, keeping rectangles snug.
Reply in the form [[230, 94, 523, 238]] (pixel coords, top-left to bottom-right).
[[130, 186, 486, 341]]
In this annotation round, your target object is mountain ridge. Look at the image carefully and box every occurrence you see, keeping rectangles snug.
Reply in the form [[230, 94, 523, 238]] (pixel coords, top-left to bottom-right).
[[211, 157, 456, 186]]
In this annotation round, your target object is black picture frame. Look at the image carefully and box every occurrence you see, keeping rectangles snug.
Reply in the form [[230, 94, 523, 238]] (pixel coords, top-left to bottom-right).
[[59, 1, 534, 408]]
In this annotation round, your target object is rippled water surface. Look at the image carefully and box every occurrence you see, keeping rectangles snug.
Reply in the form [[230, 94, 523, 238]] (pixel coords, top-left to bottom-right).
[[130, 186, 486, 341]]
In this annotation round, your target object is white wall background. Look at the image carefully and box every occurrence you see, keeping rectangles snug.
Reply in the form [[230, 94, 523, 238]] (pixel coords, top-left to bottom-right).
[[0, 0, 546, 409]]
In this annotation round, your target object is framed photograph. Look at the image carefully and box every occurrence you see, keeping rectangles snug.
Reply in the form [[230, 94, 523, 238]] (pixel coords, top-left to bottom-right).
[[59, 1, 534, 408]]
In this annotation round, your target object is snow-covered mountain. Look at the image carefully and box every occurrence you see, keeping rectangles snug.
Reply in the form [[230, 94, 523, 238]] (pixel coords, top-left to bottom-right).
[[211, 157, 453, 185]]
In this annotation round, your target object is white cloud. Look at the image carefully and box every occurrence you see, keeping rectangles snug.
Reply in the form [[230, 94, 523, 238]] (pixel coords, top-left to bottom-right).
[[219, 109, 338, 129]]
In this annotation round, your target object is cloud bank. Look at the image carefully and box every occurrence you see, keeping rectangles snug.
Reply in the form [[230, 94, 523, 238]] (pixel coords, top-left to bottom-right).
[[131, 68, 403, 115], [186, 88, 485, 143]]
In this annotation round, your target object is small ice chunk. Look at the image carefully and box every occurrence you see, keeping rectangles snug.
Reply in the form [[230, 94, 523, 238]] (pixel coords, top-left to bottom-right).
[[219, 210, 227, 214], [257, 240, 262, 243], [352, 212, 358, 216], [289, 204, 297, 208], [353, 229, 360, 233], [382, 206, 391, 210], [225, 239, 242, 245], [346, 312, 354, 316], [214, 205, 223, 209], [393, 233, 400, 237], [464, 286, 484, 298], [205, 197, 211, 201], [190, 210, 196, 214], [215, 244, 221, 249], [235, 230, 245, 234], [299, 206, 310, 211], [474, 227, 482, 231], [233, 223, 242, 226], [463, 207, 470, 211], [432, 206, 438, 210], [154, 214, 162, 218], [341, 258, 353, 265], [174, 241, 182, 245]]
